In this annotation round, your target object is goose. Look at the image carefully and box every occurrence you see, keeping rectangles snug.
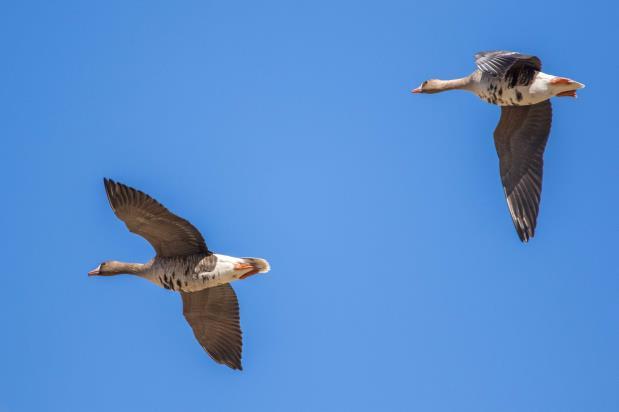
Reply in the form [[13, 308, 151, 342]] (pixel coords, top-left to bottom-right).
[[89, 178, 270, 370], [412, 50, 584, 242]]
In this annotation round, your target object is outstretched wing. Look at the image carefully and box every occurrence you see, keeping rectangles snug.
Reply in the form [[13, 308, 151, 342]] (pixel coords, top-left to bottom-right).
[[181, 285, 243, 370], [103, 178, 209, 257], [475, 50, 542, 87], [493, 100, 552, 242]]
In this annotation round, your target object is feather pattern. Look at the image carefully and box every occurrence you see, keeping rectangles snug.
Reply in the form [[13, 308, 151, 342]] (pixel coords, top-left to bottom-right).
[[103, 178, 209, 257], [494, 100, 552, 242], [147, 254, 217, 292], [182, 284, 243, 370], [475, 50, 541, 87]]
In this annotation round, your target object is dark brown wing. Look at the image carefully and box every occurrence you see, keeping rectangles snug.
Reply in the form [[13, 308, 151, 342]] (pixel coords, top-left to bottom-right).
[[475, 50, 542, 87], [181, 285, 243, 370], [493, 100, 552, 242], [103, 178, 209, 257]]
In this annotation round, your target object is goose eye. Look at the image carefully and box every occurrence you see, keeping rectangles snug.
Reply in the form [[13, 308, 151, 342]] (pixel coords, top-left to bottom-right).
[[422, 81, 428, 86]]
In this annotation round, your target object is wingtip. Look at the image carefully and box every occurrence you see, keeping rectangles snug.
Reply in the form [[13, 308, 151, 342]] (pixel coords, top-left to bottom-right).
[[224, 359, 243, 371], [102, 178, 120, 209], [516, 226, 534, 243], [103, 178, 115, 195], [103, 177, 115, 188]]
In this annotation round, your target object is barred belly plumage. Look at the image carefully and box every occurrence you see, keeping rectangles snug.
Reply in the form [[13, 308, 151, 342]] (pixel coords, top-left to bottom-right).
[[143, 254, 241, 293], [473, 71, 558, 107]]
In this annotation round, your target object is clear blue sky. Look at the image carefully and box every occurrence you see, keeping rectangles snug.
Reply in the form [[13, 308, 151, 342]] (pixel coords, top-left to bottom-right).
[[1, 1, 617, 411]]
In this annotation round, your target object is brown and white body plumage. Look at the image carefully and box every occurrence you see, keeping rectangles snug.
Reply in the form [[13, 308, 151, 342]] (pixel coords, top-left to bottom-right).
[[144, 254, 269, 293], [413, 50, 584, 242], [89, 178, 270, 370]]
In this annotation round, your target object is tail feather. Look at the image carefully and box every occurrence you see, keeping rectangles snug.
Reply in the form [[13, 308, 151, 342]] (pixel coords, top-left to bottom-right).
[[557, 90, 577, 98], [243, 257, 270, 273]]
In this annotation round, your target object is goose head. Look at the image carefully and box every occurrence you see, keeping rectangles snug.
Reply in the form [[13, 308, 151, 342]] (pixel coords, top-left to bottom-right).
[[412, 79, 446, 94], [88, 260, 138, 276]]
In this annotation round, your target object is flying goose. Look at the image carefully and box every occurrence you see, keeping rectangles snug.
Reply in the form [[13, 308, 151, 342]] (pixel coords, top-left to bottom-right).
[[89, 178, 270, 370], [412, 50, 584, 242]]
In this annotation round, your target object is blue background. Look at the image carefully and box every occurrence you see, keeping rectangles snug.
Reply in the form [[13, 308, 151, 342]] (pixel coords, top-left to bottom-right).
[[1, 1, 617, 411]]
